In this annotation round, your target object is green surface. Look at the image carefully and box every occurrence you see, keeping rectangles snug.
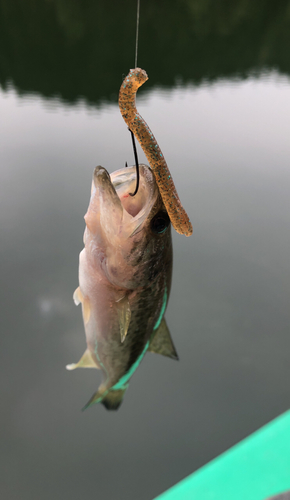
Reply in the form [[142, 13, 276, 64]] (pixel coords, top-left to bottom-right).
[[155, 410, 290, 500]]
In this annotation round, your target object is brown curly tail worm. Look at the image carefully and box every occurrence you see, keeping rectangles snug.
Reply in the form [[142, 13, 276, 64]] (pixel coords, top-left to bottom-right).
[[119, 68, 193, 237]]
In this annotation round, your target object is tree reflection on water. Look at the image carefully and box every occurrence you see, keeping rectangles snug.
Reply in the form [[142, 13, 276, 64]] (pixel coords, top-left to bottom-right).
[[0, 0, 290, 104]]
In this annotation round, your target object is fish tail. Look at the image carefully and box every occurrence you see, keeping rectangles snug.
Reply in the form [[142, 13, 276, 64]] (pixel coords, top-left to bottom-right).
[[82, 386, 128, 411], [101, 388, 128, 411]]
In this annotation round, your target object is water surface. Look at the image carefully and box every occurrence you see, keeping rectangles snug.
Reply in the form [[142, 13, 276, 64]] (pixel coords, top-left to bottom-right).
[[1, 2, 290, 499]]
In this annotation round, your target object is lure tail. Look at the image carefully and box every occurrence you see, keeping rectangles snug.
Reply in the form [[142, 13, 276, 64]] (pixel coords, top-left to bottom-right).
[[119, 67, 193, 237]]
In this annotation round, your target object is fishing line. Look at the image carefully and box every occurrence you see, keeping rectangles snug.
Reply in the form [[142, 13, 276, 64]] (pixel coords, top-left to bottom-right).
[[126, 0, 141, 196], [135, 0, 140, 68]]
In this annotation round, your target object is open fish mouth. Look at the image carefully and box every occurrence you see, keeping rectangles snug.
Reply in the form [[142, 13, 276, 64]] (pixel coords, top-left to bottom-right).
[[110, 164, 158, 224], [84, 163, 160, 252]]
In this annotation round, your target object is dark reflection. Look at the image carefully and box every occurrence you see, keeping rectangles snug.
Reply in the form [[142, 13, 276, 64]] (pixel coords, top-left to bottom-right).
[[1, 0, 290, 104]]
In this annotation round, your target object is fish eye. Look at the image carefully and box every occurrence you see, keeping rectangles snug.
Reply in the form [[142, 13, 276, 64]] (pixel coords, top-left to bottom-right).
[[150, 211, 170, 234]]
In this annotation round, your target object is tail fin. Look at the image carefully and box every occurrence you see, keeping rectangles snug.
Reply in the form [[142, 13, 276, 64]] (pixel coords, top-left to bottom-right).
[[82, 386, 128, 411], [101, 388, 127, 411]]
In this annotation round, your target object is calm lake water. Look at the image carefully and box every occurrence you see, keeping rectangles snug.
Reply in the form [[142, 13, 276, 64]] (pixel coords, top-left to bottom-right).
[[1, 2, 290, 499]]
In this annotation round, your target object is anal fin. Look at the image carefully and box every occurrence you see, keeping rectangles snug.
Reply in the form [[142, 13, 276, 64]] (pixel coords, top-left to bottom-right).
[[148, 317, 179, 360], [66, 348, 100, 370]]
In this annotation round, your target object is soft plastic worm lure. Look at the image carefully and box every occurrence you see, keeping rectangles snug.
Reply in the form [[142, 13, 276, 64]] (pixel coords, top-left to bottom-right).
[[119, 67, 193, 237]]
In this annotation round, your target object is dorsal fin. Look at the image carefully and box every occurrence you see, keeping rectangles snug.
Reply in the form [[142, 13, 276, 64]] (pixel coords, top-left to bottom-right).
[[148, 318, 179, 360]]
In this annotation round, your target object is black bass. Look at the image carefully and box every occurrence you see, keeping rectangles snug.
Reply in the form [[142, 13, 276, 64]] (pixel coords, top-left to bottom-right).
[[67, 164, 177, 410]]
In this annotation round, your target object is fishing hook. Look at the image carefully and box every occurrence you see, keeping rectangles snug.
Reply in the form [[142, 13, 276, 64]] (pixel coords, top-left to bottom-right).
[[126, 128, 140, 196]]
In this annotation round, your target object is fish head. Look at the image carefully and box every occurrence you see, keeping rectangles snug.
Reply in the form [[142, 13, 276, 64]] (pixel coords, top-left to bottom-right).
[[84, 164, 172, 289]]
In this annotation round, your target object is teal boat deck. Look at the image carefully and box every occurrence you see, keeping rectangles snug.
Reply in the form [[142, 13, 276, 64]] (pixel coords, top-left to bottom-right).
[[155, 410, 290, 500]]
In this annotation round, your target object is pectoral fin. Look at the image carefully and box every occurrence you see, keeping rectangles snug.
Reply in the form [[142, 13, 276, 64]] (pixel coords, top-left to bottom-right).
[[66, 348, 100, 370], [148, 318, 179, 360], [116, 296, 131, 343]]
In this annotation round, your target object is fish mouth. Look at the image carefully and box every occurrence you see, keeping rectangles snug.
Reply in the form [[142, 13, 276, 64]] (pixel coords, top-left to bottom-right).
[[85, 164, 158, 247], [84, 164, 160, 288], [110, 164, 158, 227]]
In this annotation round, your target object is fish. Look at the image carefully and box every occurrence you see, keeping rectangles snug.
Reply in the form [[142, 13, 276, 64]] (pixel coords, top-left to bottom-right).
[[67, 163, 178, 410], [67, 67, 192, 411]]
